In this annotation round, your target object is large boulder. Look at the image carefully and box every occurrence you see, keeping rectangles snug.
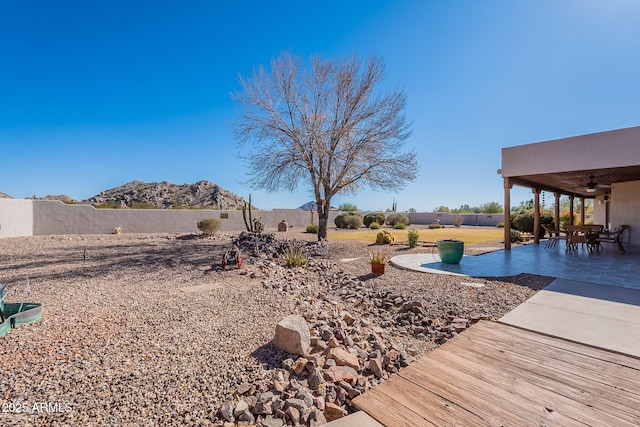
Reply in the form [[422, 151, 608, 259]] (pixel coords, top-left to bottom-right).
[[273, 315, 310, 356]]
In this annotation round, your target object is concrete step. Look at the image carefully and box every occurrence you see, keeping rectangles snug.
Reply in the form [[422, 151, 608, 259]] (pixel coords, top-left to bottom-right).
[[323, 411, 383, 427]]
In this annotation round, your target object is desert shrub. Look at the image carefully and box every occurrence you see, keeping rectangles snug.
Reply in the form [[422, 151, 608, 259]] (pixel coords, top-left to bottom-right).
[[369, 222, 381, 229], [305, 224, 319, 234], [560, 210, 579, 227], [510, 229, 523, 243], [130, 202, 156, 209], [393, 223, 406, 230], [334, 212, 362, 229], [496, 222, 505, 228], [511, 211, 554, 235], [407, 229, 420, 249], [197, 219, 221, 236], [376, 230, 394, 244], [385, 213, 410, 227], [453, 216, 463, 228], [345, 214, 363, 229], [428, 223, 442, 229], [338, 203, 359, 212], [283, 246, 307, 268], [363, 212, 386, 227]]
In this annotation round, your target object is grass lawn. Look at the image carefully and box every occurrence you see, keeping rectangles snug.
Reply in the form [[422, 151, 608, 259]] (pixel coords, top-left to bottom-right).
[[327, 227, 504, 245]]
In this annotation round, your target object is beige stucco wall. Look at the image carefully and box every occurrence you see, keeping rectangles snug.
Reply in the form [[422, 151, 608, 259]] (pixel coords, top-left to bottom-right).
[[610, 180, 640, 247], [31, 201, 340, 235], [0, 199, 33, 238], [501, 126, 640, 177]]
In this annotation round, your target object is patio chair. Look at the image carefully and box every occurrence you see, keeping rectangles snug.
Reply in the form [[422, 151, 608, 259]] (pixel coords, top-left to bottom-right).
[[541, 224, 566, 248], [565, 225, 604, 253], [595, 225, 629, 253]]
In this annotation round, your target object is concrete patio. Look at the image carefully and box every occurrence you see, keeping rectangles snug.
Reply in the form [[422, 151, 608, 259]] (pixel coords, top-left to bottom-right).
[[391, 241, 640, 290]]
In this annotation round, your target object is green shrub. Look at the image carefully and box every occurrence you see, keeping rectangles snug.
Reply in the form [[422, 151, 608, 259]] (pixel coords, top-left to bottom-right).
[[363, 212, 386, 227], [345, 214, 363, 229], [407, 229, 420, 249], [334, 212, 362, 229], [197, 219, 222, 236], [393, 223, 406, 230], [385, 213, 410, 227], [369, 222, 381, 229], [130, 202, 156, 209], [428, 223, 442, 229], [376, 230, 394, 244], [283, 247, 307, 268], [496, 222, 505, 228], [305, 224, 319, 234], [511, 211, 554, 236], [338, 203, 359, 212], [510, 229, 523, 243]]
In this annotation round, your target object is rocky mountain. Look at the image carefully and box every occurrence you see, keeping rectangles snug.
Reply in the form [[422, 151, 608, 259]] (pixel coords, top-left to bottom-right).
[[30, 195, 78, 203], [84, 180, 248, 209], [0, 192, 11, 198]]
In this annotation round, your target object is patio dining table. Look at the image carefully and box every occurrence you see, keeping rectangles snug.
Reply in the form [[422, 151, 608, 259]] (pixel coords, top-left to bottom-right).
[[564, 225, 604, 253]]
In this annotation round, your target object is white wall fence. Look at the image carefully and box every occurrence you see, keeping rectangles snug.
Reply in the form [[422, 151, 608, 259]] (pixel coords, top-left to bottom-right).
[[0, 199, 504, 238]]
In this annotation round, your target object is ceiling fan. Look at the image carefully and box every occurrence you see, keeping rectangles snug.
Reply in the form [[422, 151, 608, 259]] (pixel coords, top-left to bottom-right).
[[584, 175, 611, 193]]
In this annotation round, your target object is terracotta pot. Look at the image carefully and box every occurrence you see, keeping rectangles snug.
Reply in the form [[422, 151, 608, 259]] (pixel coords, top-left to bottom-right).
[[371, 262, 386, 275]]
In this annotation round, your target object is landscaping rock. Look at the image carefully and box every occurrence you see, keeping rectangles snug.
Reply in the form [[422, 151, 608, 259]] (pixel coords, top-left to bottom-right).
[[274, 315, 311, 356]]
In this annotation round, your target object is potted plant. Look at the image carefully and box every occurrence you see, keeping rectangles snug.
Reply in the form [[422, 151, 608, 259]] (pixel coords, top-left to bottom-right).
[[370, 251, 387, 275]]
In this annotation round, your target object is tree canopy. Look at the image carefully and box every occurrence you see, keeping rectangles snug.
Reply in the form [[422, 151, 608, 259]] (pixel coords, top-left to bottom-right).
[[232, 52, 418, 239]]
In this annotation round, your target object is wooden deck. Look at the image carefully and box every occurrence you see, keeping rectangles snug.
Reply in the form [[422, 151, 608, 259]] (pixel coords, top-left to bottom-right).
[[352, 321, 640, 426]]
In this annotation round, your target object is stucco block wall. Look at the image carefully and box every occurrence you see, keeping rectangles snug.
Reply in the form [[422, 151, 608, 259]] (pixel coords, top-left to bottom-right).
[[30, 201, 339, 235], [0, 199, 33, 238], [610, 180, 640, 247], [408, 212, 504, 227]]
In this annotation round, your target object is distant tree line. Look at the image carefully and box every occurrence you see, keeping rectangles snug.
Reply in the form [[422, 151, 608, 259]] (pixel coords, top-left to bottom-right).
[[433, 202, 503, 214]]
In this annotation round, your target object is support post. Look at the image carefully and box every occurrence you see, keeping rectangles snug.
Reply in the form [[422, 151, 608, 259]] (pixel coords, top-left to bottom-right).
[[533, 188, 541, 244], [504, 178, 512, 250], [569, 196, 575, 225], [554, 193, 561, 229]]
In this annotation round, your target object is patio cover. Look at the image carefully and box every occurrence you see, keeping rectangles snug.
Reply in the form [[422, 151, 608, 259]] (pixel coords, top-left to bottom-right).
[[499, 126, 640, 249]]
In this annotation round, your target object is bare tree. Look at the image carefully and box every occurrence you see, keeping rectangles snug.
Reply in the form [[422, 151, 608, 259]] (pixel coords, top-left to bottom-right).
[[232, 52, 418, 240]]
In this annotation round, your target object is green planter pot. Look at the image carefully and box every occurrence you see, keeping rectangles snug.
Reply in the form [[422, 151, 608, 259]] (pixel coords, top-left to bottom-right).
[[437, 239, 464, 264]]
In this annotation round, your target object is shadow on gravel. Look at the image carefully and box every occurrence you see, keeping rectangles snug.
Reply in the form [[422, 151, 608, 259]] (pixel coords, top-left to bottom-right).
[[250, 342, 291, 370], [356, 273, 382, 281], [0, 238, 233, 283], [482, 273, 554, 291]]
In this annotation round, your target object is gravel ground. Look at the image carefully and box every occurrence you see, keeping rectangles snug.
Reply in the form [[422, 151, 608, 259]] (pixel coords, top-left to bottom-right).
[[0, 231, 553, 426]]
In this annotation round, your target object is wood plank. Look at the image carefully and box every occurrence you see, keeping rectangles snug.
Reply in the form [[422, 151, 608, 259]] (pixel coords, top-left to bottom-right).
[[488, 321, 640, 370], [458, 322, 640, 397], [352, 388, 438, 427], [372, 376, 491, 426], [397, 359, 542, 426], [403, 353, 584, 426], [457, 323, 640, 397], [354, 321, 640, 426], [426, 342, 640, 426], [452, 330, 640, 407]]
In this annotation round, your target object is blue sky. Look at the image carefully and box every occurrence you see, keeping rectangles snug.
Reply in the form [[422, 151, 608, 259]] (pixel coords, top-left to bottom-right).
[[2, 0, 639, 211]]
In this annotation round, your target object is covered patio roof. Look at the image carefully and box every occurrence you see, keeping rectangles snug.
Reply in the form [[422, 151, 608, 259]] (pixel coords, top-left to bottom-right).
[[500, 126, 640, 249], [500, 126, 640, 197]]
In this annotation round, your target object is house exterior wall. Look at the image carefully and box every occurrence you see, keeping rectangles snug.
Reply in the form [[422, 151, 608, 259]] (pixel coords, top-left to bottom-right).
[[610, 180, 640, 246], [0, 199, 33, 238]]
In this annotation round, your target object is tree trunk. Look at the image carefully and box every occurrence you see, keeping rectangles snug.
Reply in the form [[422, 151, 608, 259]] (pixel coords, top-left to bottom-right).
[[317, 198, 330, 240]]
